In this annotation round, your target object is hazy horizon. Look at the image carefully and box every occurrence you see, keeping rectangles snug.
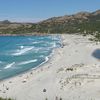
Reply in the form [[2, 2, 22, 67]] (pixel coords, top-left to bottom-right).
[[0, 0, 100, 22]]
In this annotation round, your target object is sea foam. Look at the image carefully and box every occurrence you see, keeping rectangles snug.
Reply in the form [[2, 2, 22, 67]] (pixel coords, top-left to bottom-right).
[[0, 35, 60, 80], [18, 59, 37, 65], [4, 62, 15, 69], [12, 47, 34, 56]]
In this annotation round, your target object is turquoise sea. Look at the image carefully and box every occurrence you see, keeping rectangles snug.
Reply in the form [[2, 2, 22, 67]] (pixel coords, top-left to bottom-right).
[[0, 35, 61, 80]]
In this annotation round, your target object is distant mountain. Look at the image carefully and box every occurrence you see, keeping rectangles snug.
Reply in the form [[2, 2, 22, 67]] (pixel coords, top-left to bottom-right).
[[0, 20, 33, 35], [40, 10, 100, 24], [0, 20, 11, 24], [40, 12, 91, 24], [36, 10, 100, 34], [0, 10, 100, 36], [92, 10, 100, 15]]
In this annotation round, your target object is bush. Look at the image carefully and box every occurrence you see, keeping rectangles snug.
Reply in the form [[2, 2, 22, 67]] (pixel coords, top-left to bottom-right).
[[0, 97, 14, 100]]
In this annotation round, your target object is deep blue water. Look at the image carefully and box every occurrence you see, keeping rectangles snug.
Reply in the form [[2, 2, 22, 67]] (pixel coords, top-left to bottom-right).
[[0, 35, 61, 80]]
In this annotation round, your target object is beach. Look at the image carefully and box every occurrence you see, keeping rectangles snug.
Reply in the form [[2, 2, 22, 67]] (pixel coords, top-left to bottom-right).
[[0, 34, 100, 100]]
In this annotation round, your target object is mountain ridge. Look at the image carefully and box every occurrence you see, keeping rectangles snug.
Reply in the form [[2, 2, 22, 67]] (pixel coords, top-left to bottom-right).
[[40, 9, 100, 24], [0, 9, 100, 36]]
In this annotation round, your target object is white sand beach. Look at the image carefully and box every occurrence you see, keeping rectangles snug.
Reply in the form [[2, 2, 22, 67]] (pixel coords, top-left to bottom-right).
[[0, 34, 100, 100]]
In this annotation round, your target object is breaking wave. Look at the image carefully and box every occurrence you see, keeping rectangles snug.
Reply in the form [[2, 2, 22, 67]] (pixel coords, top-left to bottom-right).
[[12, 47, 34, 56], [18, 59, 37, 65], [4, 62, 15, 69]]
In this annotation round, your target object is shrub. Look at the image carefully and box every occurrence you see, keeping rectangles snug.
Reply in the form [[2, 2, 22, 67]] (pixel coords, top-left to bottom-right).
[[0, 97, 14, 100]]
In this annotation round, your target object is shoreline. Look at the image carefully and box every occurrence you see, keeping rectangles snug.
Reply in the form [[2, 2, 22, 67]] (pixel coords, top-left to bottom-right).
[[0, 33, 61, 36], [1, 47, 57, 82], [0, 34, 100, 100], [0, 33, 50, 36], [0, 34, 60, 82]]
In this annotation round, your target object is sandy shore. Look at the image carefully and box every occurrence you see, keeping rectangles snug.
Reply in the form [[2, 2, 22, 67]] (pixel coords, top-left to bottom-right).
[[0, 34, 100, 100]]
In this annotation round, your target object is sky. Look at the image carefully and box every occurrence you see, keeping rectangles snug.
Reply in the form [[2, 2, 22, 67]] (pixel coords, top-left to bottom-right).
[[0, 0, 100, 22]]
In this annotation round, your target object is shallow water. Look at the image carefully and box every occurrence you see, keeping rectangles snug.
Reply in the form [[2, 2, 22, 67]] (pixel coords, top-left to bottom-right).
[[0, 35, 61, 80]]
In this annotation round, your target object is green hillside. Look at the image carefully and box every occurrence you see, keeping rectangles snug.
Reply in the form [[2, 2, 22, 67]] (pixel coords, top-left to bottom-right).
[[0, 10, 100, 40]]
